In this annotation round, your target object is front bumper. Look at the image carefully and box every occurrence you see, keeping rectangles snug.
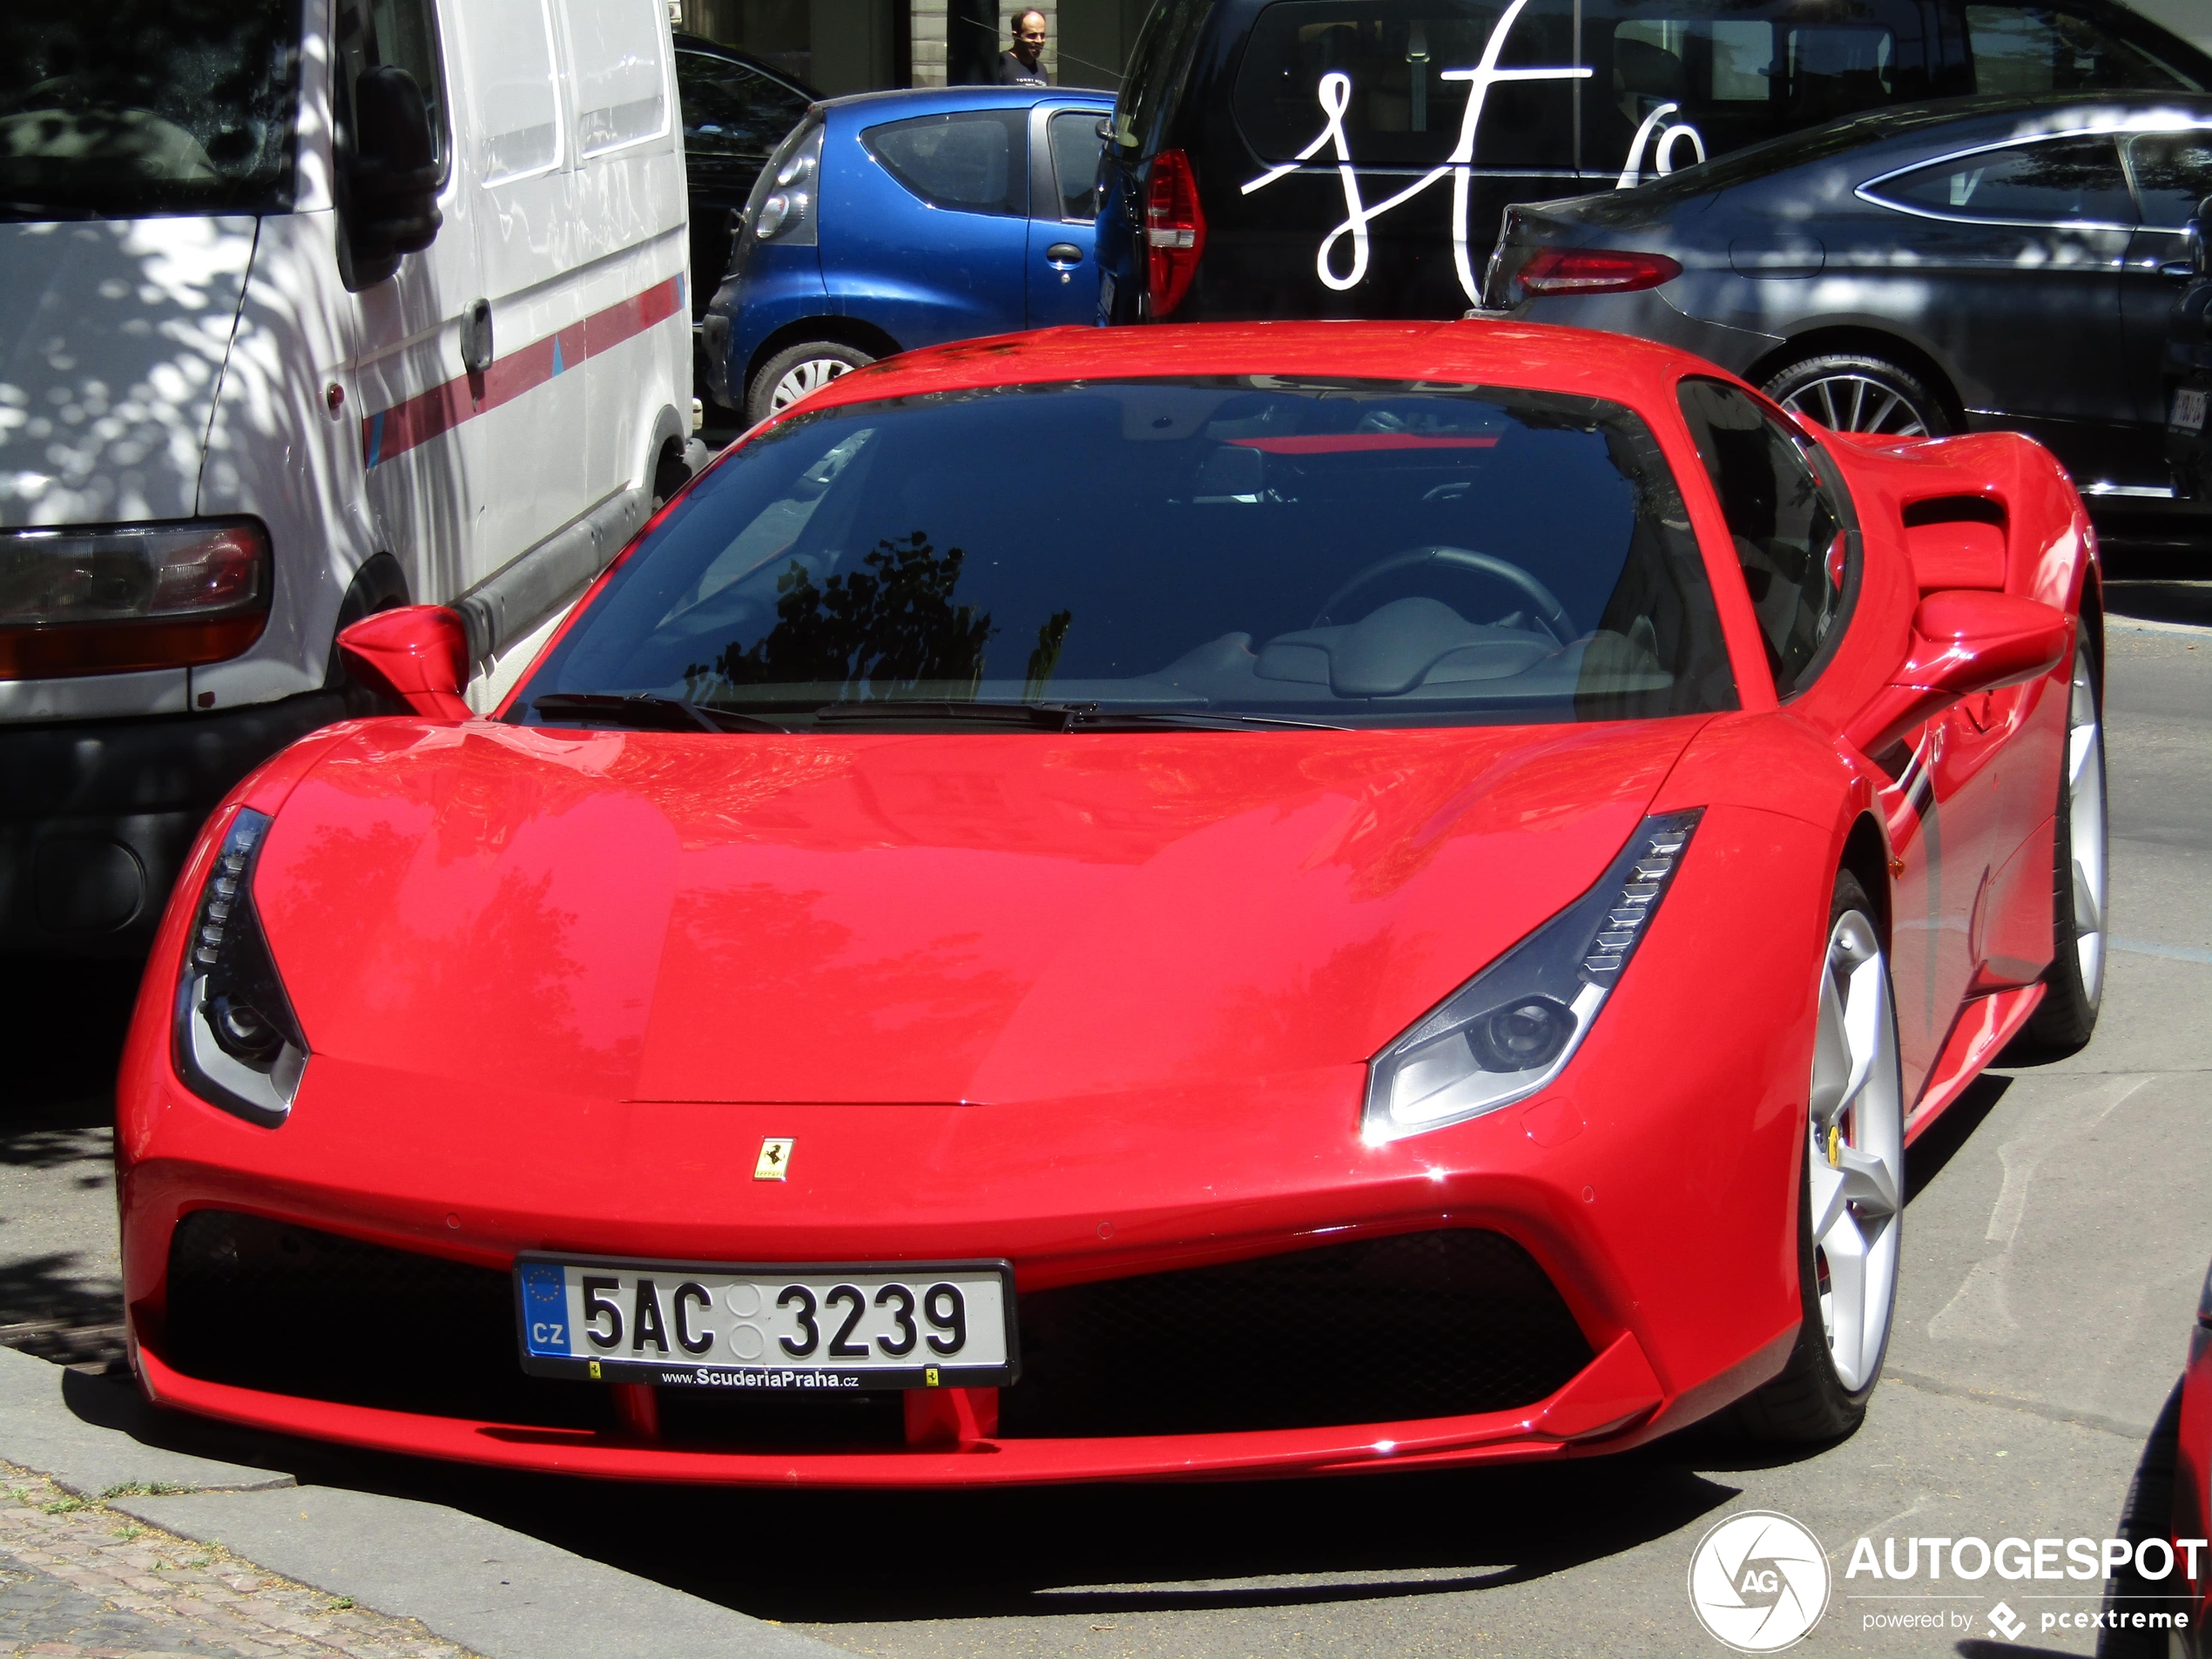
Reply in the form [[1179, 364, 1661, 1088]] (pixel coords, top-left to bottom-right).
[[116, 796, 1822, 1486], [0, 691, 351, 958]]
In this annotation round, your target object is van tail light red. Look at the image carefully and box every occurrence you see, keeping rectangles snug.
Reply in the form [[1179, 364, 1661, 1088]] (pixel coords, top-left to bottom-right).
[[1514, 246, 1683, 298], [0, 518, 273, 680], [1144, 148, 1206, 320]]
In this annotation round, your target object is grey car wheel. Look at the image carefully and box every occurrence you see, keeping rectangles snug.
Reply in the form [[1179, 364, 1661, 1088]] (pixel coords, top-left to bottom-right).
[[1763, 353, 1952, 439]]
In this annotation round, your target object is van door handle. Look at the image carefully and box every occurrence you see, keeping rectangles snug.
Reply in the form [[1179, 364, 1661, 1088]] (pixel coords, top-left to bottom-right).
[[2161, 260, 2196, 278], [1047, 243, 1084, 266], [461, 298, 494, 374]]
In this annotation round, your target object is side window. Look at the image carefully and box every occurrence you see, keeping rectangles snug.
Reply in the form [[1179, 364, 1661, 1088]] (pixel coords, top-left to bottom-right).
[[1677, 379, 1851, 698], [1047, 109, 1102, 221], [677, 51, 810, 159], [1868, 134, 2134, 226], [459, 0, 563, 182], [2126, 131, 2212, 229], [557, 0, 669, 157], [338, 0, 452, 178], [1966, 5, 2204, 96], [863, 111, 1028, 216]]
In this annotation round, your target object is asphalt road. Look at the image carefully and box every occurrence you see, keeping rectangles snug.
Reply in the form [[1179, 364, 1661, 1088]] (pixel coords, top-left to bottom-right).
[[3, 578, 2209, 1659]]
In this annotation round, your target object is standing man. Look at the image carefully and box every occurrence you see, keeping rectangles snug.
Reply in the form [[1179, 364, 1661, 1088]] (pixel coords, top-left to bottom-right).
[[996, 10, 1050, 86]]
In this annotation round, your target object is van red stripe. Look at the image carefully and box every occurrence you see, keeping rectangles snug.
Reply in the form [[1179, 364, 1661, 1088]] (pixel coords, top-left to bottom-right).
[[361, 273, 685, 469]]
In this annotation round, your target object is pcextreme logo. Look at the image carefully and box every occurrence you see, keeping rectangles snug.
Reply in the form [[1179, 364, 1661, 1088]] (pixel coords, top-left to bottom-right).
[[1689, 1511, 1832, 1652]]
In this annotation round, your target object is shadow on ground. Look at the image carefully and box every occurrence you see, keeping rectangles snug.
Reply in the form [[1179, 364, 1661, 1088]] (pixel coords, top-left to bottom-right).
[[0, 957, 139, 1360]]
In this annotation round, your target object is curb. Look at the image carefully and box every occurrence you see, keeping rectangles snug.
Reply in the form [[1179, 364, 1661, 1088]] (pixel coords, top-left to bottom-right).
[[0, 1345, 842, 1658]]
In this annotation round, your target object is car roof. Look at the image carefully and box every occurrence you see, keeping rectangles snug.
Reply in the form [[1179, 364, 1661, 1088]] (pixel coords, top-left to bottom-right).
[[819, 84, 1115, 120], [774, 320, 1715, 422]]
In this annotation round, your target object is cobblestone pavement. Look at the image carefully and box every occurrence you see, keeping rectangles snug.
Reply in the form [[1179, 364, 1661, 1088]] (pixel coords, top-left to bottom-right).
[[0, 1465, 475, 1659]]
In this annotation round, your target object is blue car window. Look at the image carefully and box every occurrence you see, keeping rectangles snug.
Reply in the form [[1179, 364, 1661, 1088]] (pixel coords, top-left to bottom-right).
[[863, 109, 1028, 215], [1870, 134, 2135, 226], [1048, 108, 1101, 220], [2126, 131, 2212, 229]]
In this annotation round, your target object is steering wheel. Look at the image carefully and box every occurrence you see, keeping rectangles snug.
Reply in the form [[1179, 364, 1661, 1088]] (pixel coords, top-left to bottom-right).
[[1315, 546, 1576, 646]]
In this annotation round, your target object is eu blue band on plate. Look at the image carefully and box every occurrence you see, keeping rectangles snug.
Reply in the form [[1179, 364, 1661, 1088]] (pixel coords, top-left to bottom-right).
[[519, 1263, 571, 1355]]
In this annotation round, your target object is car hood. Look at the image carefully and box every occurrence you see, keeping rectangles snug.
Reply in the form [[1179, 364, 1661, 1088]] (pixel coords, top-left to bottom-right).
[[255, 718, 1705, 1106], [0, 217, 257, 525]]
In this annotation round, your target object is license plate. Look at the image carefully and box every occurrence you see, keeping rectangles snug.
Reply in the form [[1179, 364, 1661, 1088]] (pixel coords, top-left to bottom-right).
[[514, 1255, 1017, 1389], [2174, 387, 2208, 432]]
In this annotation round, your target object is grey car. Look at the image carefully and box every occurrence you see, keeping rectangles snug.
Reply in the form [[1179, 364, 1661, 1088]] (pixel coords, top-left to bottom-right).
[[1484, 93, 2212, 502]]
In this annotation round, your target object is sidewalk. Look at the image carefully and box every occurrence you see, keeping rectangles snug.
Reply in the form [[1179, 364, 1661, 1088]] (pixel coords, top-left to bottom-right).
[[3, 1461, 471, 1659], [0, 1346, 837, 1659]]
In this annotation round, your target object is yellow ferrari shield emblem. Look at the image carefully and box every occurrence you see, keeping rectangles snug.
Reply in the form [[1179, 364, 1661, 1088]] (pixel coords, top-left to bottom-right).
[[755, 1136, 794, 1181]]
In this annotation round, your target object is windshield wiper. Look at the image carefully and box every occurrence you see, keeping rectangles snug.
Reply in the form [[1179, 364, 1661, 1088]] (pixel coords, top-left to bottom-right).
[[528, 692, 790, 733], [810, 699, 1350, 732], [1069, 709, 1352, 732]]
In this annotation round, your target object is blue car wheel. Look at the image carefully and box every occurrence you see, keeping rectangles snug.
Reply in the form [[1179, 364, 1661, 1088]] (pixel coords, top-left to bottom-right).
[[747, 340, 875, 424]]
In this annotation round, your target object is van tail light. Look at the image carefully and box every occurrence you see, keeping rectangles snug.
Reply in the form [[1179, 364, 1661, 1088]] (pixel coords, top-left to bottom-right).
[[1514, 246, 1682, 299], [0, 518, 273, 680], [1144, 148, 1206, 320]]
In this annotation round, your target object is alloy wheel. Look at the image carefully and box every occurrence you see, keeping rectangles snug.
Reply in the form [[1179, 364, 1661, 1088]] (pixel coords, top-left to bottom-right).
[[2064, 646, 2108, 1008], [1776, 373, 1933, 437], [1805, 908, 1903, 1392], [768, 357, 854, 414]]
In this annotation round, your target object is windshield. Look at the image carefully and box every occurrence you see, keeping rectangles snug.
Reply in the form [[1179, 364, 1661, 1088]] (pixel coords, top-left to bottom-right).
[[0, 0, 300, 220], [515, 378, 1737, 731]]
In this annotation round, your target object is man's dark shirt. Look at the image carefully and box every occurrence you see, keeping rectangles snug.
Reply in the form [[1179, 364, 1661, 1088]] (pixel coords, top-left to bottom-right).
[[995, 50, 1048, 86]]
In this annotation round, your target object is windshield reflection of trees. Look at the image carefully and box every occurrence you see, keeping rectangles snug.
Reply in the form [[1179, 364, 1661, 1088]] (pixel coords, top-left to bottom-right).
[[685, 530, 1007, 703]]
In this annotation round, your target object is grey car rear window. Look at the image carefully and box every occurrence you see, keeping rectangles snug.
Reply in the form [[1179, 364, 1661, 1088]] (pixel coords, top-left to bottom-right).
[[1870, 133, 2134, 224]]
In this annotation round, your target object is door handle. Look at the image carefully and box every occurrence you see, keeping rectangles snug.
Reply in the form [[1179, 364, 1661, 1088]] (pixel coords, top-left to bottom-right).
[[1047, 243, 1084, 266], [2161, 260, 2196, 278], [460, 298, 493, 375]]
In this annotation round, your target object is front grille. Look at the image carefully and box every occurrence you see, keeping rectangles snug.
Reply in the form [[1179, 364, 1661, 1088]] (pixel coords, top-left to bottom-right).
[[165, 1213, 1591, 1448], [165, 1210, 608, 1429], [998, 1229, 1593, 1438]]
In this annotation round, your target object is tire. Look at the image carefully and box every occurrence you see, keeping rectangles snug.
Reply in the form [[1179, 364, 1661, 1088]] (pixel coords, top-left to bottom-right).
[[1737, 870, 1905, 1444], [1761, 353, 1952, 439], [745, 341, 873, 425], [2017, 624, 2107, 1055]]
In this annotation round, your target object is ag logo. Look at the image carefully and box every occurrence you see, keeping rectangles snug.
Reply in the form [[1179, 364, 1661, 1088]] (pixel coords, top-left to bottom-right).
[[1687, 1510, 1831, 1652]]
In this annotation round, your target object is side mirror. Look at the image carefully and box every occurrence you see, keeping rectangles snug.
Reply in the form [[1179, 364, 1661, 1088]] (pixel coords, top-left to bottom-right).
[[341, 65, 442, 289], [1846, 590, 2070, 757], [337, 605, 472, 720], [2193, 194, 2211, 278]]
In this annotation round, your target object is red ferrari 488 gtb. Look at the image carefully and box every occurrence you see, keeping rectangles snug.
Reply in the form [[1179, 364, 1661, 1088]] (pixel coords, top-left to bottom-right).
[[116, 321, 2105, 1486]]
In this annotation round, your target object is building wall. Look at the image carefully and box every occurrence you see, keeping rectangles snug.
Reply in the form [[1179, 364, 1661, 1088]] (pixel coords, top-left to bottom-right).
[[910, 0, 1062, 87]]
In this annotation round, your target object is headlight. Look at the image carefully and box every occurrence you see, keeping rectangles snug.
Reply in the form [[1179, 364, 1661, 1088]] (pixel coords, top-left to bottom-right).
[[0, 518, 272, 680], [172, 808, 307, 1127], [1363, 810, 1702, 1143]]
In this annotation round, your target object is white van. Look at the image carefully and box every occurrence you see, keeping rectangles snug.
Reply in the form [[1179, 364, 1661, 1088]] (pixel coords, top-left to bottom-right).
[[0, 0, 692, 954]]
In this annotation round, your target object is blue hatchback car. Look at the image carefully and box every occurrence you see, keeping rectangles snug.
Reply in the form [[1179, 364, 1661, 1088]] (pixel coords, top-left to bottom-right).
[[703, 85, 1114, 423]]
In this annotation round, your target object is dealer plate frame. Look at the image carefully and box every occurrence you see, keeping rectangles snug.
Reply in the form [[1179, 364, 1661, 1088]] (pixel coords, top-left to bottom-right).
[[512, 1252, 1021, 1391]]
